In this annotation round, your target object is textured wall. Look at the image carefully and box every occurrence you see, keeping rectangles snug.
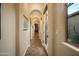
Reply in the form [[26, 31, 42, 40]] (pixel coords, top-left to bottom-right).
[[19, 4, 30, 56]]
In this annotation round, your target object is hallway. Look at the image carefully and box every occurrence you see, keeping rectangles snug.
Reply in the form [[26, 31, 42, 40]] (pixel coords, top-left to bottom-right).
[[0, 3, 79, 56], [25, 32, 48, 56]]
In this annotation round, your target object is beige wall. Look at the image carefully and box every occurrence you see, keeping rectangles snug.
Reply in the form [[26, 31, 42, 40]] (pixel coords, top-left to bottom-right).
[[48, 4, 56, 55], [0, 4, 16, 56], [19, 4, 30, 56], [48, 3, 79, 56]]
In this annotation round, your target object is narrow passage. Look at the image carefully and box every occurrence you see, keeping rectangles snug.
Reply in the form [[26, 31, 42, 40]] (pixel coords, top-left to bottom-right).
[[25, 32, 48, 56]]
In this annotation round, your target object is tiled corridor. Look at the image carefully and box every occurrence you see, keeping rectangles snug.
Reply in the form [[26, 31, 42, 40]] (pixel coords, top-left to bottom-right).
[[25, 32, 48, 56]]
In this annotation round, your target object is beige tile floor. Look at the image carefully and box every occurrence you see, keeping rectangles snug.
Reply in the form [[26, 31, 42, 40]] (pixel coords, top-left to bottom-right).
[[25, 32, 48, 56]]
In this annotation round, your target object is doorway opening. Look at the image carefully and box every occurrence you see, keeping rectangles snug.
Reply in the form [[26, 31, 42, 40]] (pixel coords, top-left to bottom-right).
[[34, 23, 39, 33]]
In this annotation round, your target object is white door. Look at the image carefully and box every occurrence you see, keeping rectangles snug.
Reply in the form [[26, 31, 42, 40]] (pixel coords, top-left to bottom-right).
[[0, 4, 16, 56]]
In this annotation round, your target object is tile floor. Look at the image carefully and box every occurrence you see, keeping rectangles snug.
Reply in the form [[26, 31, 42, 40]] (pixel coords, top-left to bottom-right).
[[25, 32, 48, 56]]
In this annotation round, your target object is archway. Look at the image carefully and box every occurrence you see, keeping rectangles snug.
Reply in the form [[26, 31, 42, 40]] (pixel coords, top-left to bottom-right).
[[34, 23, 39, 33]]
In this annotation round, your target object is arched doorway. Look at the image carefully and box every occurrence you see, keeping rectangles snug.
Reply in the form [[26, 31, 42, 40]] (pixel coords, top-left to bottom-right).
[[34, 23, 39, 33]]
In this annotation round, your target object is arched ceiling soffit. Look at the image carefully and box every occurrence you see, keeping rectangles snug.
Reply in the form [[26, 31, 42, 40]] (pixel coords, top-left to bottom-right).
[[30, 10, 42, 20], [34, 20, 40, 24], [31, 17, 40, 25], [32, 17, 39, 22], [30, 10, 42, 15], [33, 19, 40, 25], [32, 17, 41, 21]]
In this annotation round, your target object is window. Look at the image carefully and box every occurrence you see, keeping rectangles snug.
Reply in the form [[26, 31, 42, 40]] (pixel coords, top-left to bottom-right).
[[67, 3, 79, 46], [68, 3, 79, 15]]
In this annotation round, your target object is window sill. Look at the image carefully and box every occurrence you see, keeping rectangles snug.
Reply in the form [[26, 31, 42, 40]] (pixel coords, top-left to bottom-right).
[[62, 42, 79, 53]]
